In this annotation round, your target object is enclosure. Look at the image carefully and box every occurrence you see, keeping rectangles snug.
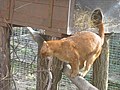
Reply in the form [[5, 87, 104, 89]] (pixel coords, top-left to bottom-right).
[[0, 0, 120, 90], [10, 28, 120, 90]]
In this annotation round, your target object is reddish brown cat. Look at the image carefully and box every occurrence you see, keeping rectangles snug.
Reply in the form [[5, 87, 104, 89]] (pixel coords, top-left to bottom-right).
[[40, 9, 104, 77]]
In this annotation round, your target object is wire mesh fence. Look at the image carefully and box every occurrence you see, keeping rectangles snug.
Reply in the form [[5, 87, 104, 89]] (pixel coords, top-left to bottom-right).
[[109, 33, 120, 90], [10, 27, 38, 90], [10, 27, 120, 90]]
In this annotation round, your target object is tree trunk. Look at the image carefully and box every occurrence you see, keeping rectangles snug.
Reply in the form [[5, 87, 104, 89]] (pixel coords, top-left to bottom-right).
[[0, 27, 10, 90], [93, 35, 109, 90], [36, 35, 62, 90]]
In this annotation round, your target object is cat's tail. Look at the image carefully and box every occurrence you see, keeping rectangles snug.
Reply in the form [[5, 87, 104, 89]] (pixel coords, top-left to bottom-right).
[[91, 9, 104, 45]]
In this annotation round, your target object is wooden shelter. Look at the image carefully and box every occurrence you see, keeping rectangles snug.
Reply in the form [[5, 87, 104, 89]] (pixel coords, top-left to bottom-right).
[[0, 0, 75, 37]]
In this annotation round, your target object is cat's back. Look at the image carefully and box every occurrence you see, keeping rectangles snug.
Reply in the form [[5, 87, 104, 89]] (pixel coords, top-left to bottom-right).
[[66, 31, 102, 54]]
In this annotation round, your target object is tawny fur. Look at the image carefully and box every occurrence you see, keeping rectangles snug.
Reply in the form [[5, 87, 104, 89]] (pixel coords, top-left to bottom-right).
[[40, 9, 104, 77]]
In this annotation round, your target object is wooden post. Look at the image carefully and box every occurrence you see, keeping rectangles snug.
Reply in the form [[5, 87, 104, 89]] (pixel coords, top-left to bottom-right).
[[67, 0, 75, 34], [93, 35, 110, 90], [0, 26, 10, 90], [36, 35, 62, 90]]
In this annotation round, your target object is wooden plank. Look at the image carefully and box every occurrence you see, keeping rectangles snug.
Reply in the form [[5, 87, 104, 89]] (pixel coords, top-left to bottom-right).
[[54, 0, 69, 7], [45, 30, 63, 37], [48, 0, 54, 28], [16, 0, 69, 7], [0, 0, 10, 19], [11, 11, 67, 32], [9, 0, 16, 22], [52, 6, 68, 29], [0, 0, 10, 27], [9, 0, 69, 34], [11, 0, 50, 28], [0, 0, 69, 37], [13, 1, 49, 23], [11, 16, 67, 34]]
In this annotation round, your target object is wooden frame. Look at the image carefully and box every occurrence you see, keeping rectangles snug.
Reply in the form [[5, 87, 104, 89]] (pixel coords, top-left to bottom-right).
[[0, 0, 73, 37]]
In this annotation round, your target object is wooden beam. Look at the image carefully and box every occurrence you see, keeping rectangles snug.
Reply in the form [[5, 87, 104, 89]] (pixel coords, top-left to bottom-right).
[[63, 64, 98, 90], [48, 0, 54, 28]]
